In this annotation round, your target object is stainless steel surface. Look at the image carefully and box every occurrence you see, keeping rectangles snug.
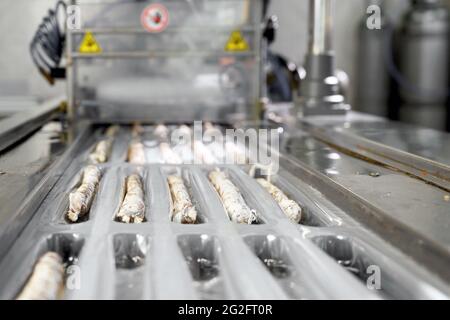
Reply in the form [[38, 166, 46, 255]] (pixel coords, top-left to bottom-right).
[[299, 0, 349, 116], [0, 122, 449, 299], [0, 97, 64, 153], [301, 112, 450, 191], [1, 0, 449, 301], [240, 112, 450, 283], [281, 131, 450, 265], [338, 119, 450, 166], [0, 121, 70, 259]]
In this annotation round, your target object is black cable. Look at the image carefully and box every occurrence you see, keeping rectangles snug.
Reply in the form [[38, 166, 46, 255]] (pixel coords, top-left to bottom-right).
[[263, 0, 271, 18], [30, 1, 67, 84]]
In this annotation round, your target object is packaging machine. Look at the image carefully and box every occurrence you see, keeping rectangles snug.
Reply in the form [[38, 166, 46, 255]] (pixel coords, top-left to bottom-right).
[[0, 0, 450, 300]]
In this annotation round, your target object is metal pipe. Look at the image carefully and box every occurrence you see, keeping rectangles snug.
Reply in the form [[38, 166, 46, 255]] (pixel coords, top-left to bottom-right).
[[298, 0, 350, 116], [308, 0, 333, 55]]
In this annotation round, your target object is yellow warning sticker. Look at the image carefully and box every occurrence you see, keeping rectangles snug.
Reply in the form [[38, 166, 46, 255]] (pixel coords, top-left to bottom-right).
[[78, 31, 102, 54], [225, 30, 249, 52]]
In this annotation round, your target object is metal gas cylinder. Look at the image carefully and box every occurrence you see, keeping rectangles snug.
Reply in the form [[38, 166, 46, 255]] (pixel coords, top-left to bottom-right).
[[356, 0, 392, 117], [398, 0, 449, 130]]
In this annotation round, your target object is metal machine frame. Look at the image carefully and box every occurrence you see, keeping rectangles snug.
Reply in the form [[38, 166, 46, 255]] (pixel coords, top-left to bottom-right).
[[66, 0, 266, 123]]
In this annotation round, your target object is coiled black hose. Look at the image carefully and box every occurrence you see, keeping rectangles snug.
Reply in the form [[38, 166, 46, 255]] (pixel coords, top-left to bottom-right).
[[30, 1, 67, 84]]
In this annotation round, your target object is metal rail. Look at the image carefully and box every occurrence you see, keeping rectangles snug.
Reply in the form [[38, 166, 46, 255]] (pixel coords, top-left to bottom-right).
[[0, 123, 91, 260], [302, 119, 450, 192], [0, 96, 64, 153], [71, 51, 257, 59], [71, 26, 259, 34], [279, 153, 450, 283]]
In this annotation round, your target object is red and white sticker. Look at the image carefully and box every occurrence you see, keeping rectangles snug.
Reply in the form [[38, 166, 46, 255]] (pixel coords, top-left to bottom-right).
[[141, 3, 169, 33]]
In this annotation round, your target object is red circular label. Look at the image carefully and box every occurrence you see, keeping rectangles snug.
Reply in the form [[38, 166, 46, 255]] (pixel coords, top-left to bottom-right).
[[141, 4, 169, 33]]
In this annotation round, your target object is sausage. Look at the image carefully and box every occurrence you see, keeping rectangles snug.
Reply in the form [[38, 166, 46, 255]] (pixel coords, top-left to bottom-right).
[[208, 170, 257, 224], [116, 174, 145, 223], [168, 175, 197, 224], [256, 178, 302, 223], [67, 165, 101, 222], [16, 252, 65, 300]]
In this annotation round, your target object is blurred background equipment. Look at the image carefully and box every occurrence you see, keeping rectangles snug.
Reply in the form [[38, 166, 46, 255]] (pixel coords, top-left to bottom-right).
[[356, 0, 392, 117], [397, 0, 449, 130], [30, 0, 67, 85], [297, 0, 349, 116], [63, 0, 264, 123]]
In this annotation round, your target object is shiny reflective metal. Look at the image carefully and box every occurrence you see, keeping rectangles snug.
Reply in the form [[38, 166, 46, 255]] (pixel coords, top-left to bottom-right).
[[0, 96, 64, 153], [0, 122, 449, 299], [309, 0, 333, 55], [299, 0, 350, 116]]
